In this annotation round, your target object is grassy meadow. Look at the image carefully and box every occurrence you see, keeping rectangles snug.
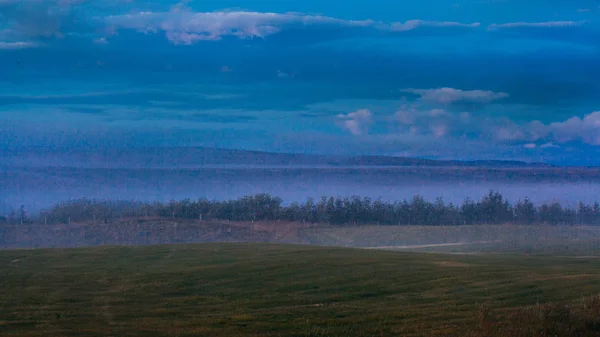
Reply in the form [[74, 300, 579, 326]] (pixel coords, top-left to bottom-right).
[[2, 242, 600, 336]]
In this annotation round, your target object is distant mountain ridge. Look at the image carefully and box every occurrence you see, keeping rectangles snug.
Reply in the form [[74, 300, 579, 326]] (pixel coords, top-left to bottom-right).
[[0, 146, 554, 169]]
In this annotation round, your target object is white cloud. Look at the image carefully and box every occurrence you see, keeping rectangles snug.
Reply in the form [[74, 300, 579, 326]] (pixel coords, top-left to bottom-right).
[[327, 100, 600, 149], [547, 111, 600, 145], [489, 111, 600, 146], [105, 9, 480, 44], [0, 41, 38, 49], [487, 21, 585, 30], [401, 87, 509, 105], [336, 109, 373, 135], [106, 10, 374, 43]]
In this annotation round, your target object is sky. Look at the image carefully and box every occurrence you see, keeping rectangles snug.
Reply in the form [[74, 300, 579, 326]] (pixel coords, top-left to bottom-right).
[[1, 0, 600, 165]]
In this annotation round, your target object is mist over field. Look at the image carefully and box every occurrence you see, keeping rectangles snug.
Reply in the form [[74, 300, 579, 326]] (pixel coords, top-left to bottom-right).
[[0, 147, 598, 218], [2, 165, 600, 214]]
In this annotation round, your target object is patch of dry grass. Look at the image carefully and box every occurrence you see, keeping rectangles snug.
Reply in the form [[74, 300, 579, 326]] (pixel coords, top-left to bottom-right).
[[473, 295, 600, 336]]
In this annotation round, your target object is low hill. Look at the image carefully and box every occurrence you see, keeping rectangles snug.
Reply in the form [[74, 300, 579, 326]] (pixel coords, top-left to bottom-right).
[[2, 244, 600, 336], [3, 219, 600, 254], [0, 146, 554, 169], [0, 219, 311, 249]]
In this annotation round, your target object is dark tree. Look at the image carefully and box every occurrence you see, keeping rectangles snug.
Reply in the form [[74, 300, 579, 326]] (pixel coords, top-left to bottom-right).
[[24, 191, 600, 228], [514, 198, 537, 225]]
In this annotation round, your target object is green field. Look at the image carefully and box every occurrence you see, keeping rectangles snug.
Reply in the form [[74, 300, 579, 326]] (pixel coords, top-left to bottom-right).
[[2, 242, 600, 336]]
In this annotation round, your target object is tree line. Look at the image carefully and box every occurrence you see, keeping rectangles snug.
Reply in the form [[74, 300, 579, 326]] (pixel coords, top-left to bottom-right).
[[2, 191, 600, 226]]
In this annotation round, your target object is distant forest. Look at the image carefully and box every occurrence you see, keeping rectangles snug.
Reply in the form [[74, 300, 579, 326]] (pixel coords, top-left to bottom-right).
[[2, 191, 600, 226]]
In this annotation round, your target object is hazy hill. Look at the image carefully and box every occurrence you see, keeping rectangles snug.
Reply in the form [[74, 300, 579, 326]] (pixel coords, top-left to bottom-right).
[[0, 147, 553, 169]]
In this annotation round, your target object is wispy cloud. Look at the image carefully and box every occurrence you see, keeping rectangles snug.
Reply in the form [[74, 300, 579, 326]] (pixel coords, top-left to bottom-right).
[[105, 10, 374, 44], [493, 124, 526, 142], [198, 93, 244, 100], [0, 41, 38, 49], [401, 87, 509, 105], [0, 0, 593, 52], [6, 1, 581, 48], [430, 124, 448, 138], [0, 0, 129, 41], [0, 0, 85, 7], [487, 21, 586, 30], [540, 142, 558, 149], [0, 90, 153, 100], [105, 8, 480, 44], [393, 104, 472, 140], [93, 37, 108, 45], [277, 70, 293, 78], [0, 0, 78, 39], [390, 20, 480, 31], [395, 105, 417, 125]]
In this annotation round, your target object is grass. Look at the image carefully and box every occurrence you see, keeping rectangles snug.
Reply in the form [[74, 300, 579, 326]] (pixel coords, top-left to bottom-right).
[[300, 224, 600, 254], [2, 243, 600, 336], [475, 297, 600, 336]]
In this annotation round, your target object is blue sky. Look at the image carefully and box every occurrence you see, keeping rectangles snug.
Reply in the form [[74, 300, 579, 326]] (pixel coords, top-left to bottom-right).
[[1, 0, 600, 165]]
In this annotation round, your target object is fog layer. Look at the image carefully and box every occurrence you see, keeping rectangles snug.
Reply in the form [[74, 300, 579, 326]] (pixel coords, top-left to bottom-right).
[[2, 166, 600, 213]]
